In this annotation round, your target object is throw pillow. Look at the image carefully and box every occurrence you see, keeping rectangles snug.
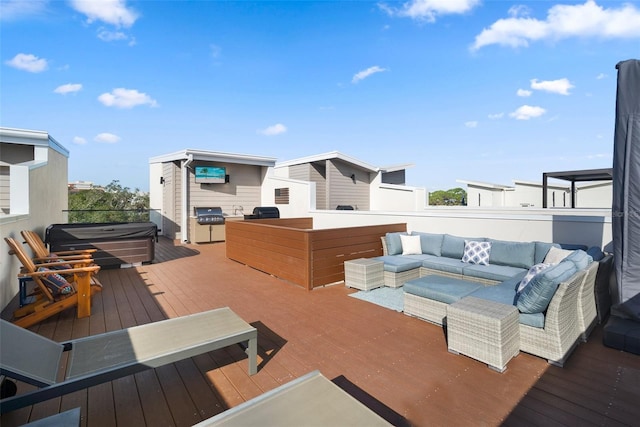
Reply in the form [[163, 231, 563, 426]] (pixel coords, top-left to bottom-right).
[[385, 232, 406, 255], [461, 240, 492, 265], [543, 246, 574, 264], [516, 263, 551, 295], [46, 254, 73, 270], [400, 234, 422, 255], [37, 267, 74, 296], [516, 261, 577, 314]]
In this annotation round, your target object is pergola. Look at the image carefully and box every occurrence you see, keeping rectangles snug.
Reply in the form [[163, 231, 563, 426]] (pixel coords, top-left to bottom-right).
[[542, 168, 613, 208]]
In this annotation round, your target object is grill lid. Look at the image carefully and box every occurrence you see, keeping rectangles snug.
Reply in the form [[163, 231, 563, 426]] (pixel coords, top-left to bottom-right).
[[194, 207, 225, 224]]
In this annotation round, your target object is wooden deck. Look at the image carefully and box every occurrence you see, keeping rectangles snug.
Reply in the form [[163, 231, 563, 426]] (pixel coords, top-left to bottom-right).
[[2, 237, 639, 426]]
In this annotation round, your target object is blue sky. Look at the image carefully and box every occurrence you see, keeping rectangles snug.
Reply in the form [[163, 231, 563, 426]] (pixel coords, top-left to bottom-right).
[[2, 0, 639, 192]]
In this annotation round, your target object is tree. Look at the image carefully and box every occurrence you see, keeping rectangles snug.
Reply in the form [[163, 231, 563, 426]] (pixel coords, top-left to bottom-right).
[[429, 188, 467, 206], [68, 180, 149, 223]]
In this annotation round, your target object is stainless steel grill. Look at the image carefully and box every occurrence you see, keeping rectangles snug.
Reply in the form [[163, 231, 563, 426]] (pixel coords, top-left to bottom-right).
[[194, 207, 225, 225]]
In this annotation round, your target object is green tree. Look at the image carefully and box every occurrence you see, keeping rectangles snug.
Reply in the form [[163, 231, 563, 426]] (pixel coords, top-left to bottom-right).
[[68, 180, 149, 223], [429, 188, 467, 206]]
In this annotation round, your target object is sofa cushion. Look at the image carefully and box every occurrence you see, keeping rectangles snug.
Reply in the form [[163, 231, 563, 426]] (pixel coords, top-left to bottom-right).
[[400, 235, 422, 255], [441, 234, 484, 259], [562, 249, 593, 271], [375, 256, 422, 273], [462, 263, 527, 283], [467, 280, 544, 327], [461, 240, 491, 265], [519, 312, 545, 328], [412, 232, 443, 256], [543, 246, 574, 264], [517, 261, 577, 314], [385, 232, 408, 255], [533, 242, 560, 265], [404, 276, 482, 304], [421, 257, 466, 276], [586, 246, 605, 261], [488, 239, 535, 269], [517, 263, 552, 294]]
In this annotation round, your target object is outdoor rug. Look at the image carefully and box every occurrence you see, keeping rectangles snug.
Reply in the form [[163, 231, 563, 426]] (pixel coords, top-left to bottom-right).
[[348, 286, 404, 312]]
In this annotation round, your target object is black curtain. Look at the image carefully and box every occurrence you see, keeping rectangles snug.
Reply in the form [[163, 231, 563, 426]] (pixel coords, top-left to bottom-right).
[[612, 59, 640, 321]]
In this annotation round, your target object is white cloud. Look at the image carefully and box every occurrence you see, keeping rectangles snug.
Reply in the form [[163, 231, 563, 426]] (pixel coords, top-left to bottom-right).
[[380, 0, 481, 22], [509, 105, 546, 120], [73, 136, 87, 145], [517, 89, 532, 97], [97, 29, 128, 42], [69, 0, 138, 27], [94, 132, 121, 143], [98, 88, 158, 108], [596, 73, 607, 80], [5, 53, 48, 72], [54, 83, 83, 94], [531, 78, 574, 95], [471, 0, 640, 51], [488, 113, 504, 119], [352, 66, 387, 83], [258, 123, 287, 136], [465, 121, 478, 128], [0, 0, 48, 21], [210, 44, 222, 58]]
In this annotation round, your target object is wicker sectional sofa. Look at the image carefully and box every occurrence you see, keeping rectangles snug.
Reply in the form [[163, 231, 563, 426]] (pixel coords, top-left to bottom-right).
[[376, 232, 605, 366]]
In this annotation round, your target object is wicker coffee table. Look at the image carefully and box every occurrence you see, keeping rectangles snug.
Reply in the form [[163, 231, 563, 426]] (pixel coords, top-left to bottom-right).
[[447, 296, 520, 373], [344, 258, 384, 291]]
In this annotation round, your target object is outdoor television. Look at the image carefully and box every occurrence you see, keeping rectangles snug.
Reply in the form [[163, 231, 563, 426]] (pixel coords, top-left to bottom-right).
[[194, 165, 226, 184]]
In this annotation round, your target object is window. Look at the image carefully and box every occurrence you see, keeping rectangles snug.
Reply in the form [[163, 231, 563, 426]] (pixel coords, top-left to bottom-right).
[[275, 188, 289, 204]]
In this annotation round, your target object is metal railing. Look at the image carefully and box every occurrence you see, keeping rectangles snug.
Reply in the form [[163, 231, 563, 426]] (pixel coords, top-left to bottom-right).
[[64, 209, 151, 224]]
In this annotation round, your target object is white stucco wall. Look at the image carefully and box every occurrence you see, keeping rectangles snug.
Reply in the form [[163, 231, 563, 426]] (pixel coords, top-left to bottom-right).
[[0, 143, 68, 312], [309, 207, 613, 250]]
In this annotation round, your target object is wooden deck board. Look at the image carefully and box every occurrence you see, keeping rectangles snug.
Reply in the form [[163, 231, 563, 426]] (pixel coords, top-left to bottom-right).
[[2, 237, 640, 426]]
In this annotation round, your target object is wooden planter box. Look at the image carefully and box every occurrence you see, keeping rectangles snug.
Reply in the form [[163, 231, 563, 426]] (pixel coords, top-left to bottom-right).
[[225, 218, 406, 290]]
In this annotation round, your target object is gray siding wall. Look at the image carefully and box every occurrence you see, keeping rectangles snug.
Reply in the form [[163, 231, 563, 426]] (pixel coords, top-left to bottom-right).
[[187, 163, 263, 216], [327, 159, 370, 210], [290, 163, 327, 209], [0, 166, 8, 214], [310, 163, 327, 210]]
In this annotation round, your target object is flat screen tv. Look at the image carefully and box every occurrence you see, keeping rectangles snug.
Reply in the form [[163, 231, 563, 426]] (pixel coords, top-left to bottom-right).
[[194, 166, 226, 184]]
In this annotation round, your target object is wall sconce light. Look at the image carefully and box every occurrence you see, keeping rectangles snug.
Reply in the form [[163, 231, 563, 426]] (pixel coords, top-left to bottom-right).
[[160, 177, 165, 184], [350, 173, 356, 183]]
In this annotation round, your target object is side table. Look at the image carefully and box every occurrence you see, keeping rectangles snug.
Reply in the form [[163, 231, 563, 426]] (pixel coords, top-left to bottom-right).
[[447, 296, 520, 372], [344, 258, 384, 291]]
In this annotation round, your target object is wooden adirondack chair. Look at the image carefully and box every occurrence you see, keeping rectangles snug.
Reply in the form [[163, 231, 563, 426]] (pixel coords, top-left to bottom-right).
[[21, 230, 96, 262], [4, 237, 102, 329]]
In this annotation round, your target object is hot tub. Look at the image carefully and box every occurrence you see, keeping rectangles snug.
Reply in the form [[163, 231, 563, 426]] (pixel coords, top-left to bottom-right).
[[45, 222, 158, 267]]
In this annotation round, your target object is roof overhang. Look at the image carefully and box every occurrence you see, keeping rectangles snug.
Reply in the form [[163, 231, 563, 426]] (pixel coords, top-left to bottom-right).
[[542, 168, 613, 208], [0, 127, 69, 158], [275, 151, 379, 173], [456, 179, 514, 190], [149, 149, 277, 167]]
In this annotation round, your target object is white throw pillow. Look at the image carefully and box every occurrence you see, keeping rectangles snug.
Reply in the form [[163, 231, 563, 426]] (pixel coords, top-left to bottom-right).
[[461, 240, 492, 265], [400, 234, 422, 255], [544, 246, 574, 264], [517, 263, 551, 294]]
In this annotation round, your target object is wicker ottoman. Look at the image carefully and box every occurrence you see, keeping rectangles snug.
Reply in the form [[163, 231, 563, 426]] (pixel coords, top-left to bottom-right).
[[447, 296, 520, 373], [344, 258, 384, 291]]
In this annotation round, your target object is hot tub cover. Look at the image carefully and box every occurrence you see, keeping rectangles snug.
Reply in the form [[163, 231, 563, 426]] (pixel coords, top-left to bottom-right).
[[45, 222, 158, 244]]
